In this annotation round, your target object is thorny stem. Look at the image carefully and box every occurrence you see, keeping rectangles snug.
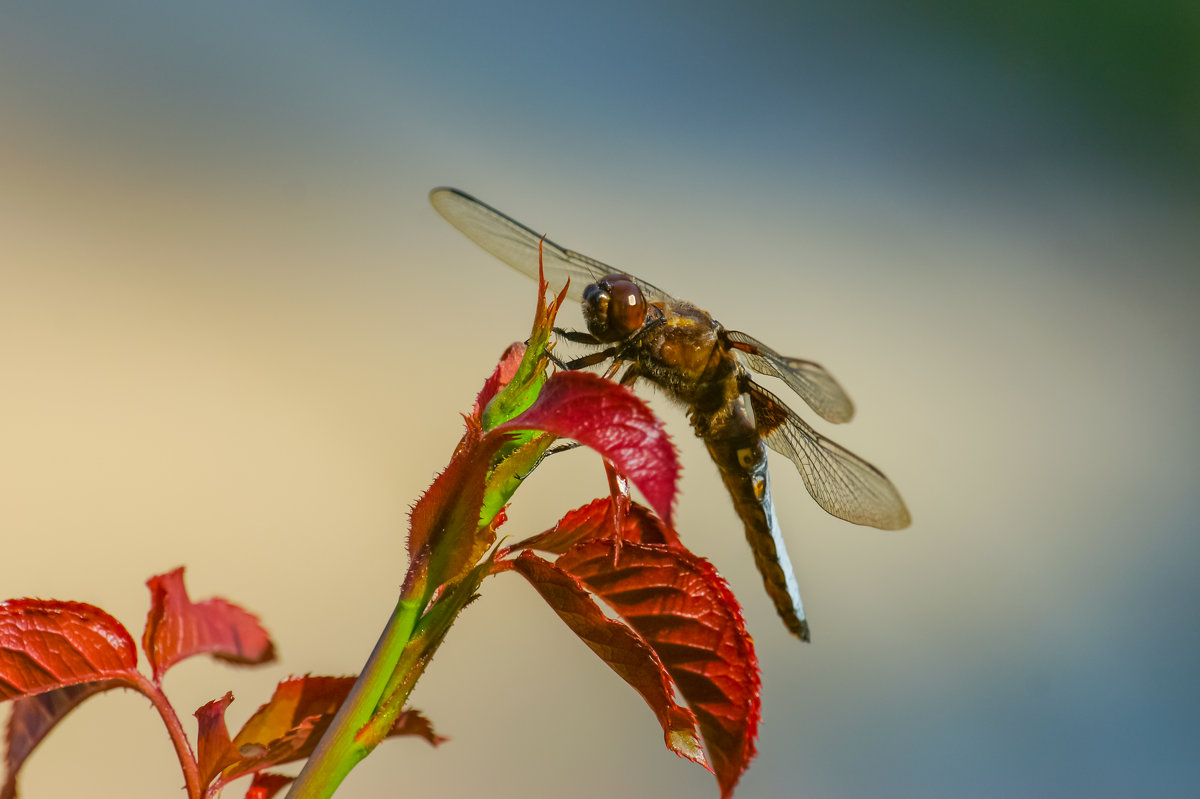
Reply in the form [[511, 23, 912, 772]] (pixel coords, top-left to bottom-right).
[[365, 561, 490, 747], [132, 672, 201, 799], [285, 596, 422, 799]]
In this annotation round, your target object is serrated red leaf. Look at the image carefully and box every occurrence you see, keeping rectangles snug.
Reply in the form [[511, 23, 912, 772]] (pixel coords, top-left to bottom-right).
[[2, 680, 126, 799], [496, 371, 679, 525], [618, 503, 682, 547], [556, 541, 761, 798], [0, 601, 142, 799], [408, 420, 484, 563], [142, 568, 275, 682], [233, 675, 351, 757], [203, 676, 442, 791], [510, 497, 682, 555], [406, 420, 512, 600], [510, 551, 707, 769], [0, 600, 140, 700], [508, 497, 615, 554], [388, 706, 446, 746], [472, 342, 527, 420], [243, 771, 293, 799]]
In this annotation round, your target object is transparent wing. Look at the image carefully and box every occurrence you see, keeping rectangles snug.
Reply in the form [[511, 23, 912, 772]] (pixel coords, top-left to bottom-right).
[[727, 330, 856, 424], [747, 383, 910, 530], [430, 187, 675, 305]]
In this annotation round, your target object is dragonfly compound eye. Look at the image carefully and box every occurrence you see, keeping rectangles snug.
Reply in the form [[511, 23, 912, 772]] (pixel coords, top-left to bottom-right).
[[583, 274, 647, 343]]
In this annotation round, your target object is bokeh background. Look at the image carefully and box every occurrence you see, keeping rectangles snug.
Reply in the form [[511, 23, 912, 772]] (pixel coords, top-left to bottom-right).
[[2, 2, 1197, 797]]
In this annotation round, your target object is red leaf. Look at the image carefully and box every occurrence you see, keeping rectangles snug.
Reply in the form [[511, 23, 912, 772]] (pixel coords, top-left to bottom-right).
[[508, 497, 615, 554], [0, 601, 142, 799], [195, 692, 239, 788], [496, 371, 679, 524], [618, 503, 683, 547], [510, 497, 681, 555], [556, 541, 761, 799], [2, 681, 126, 799], [510, 551, 707, 769], [408, 420, 484, 563], [389, 707, 447, 747], [0, 600, 140, 700], [204, 676, 442, 790], [472, 342, 527, 420], [142, 568, 275, 681], [406, 420, 511, 600], [233, 675, 351, 758], [243, 772, 293, 799]]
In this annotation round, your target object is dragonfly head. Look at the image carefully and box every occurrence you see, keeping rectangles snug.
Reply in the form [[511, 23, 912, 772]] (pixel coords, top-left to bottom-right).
[[582, 274, 647, 343]]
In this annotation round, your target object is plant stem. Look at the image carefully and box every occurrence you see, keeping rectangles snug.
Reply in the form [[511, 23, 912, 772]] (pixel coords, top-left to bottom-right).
[[285, 596, 422, 799], [132, 673, 202, 799], [362, 559, 490, 746]]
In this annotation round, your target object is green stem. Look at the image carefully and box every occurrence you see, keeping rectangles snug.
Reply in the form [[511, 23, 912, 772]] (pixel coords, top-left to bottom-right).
[[360, 557, 491, 748], [356, 642, 425, 747], [285, 596, 422, 799]]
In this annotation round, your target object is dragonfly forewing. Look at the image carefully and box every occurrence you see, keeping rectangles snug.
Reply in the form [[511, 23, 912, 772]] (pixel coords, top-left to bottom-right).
[[430, 187, 674, 305]]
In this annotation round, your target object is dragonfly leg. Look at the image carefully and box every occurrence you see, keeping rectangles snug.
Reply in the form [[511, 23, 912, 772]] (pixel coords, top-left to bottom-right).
[[517, 441, 582, 479], [546, 349, 570, 370], [554, 327, 603, 345], [563, 347, 619, 370]]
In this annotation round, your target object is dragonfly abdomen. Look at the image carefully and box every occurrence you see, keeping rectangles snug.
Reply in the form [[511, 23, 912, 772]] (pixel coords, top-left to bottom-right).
[[699, 401, 810, 641]]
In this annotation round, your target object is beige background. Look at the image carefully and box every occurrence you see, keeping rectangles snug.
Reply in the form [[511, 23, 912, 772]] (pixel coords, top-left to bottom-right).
[[2, 3, 1197, 797]]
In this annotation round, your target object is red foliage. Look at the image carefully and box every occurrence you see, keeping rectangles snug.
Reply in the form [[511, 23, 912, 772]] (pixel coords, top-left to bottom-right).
[[242, 771, 294, 799], [195, 675, 444, 794], [143, 567, 276, 682], [408, 420, 484, 565], [0, 570, 318, 799], [0, 600, 139, 699], [556, 541, 761, 798], [472, 341, 527, 419], [195, 691, 239, 787], [510, 495, 683, 555], [496, 370, 679, 525], [510, 552, 707, 768], [2, 681, 125, 799], [405, 419, 512, 602]]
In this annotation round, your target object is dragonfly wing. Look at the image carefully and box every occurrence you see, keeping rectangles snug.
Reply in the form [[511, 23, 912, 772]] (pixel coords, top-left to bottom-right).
[[727, 330, 855, 423], [430, 187, 675, 305], [747, 382, 910, 530]]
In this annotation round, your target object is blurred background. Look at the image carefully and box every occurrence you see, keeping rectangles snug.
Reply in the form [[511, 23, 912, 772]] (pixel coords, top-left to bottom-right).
[[1, 2, 1197, 797]]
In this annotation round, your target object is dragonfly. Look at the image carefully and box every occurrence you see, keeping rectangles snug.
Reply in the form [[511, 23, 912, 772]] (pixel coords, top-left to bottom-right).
[[429, 187, 910, 641]]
